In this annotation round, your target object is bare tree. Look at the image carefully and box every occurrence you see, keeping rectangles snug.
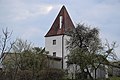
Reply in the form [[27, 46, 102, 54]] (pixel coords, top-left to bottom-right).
[[92, 40, 117, 79], [0, 28, 14, 65], [66, 24, 118, 80], [0, 28, 15, 80]]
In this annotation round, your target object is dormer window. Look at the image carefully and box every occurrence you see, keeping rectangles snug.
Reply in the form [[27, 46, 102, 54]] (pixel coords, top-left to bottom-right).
[[59, 16, 63, 29]]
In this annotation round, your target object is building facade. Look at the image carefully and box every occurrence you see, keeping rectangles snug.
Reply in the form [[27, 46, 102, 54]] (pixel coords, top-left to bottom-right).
[[45, 6, 74, 69]]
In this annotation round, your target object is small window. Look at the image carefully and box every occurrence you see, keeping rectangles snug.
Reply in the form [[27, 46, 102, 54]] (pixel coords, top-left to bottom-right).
[[53, 52, 56, 56], [59, 16, 63, 29], [53, 40, 56, 45]]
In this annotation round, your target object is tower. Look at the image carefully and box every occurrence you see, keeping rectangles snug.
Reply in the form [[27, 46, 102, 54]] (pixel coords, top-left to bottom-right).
[[45, 6, 75, 69]]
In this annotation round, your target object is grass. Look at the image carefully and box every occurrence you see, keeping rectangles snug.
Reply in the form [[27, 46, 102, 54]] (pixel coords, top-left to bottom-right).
[[110, 76, 120, 80]]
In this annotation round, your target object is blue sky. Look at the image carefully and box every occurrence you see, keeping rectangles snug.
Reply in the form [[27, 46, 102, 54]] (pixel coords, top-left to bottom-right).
[[0, 0, 120, 59]]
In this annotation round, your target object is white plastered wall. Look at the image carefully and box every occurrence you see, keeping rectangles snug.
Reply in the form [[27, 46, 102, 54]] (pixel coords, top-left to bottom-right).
[[45, 35, 63, 57], [45, 35, 70, 69]]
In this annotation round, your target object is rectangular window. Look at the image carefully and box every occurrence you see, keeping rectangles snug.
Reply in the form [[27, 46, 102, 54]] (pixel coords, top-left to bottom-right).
[[53, 40, 56, 45], [59, 16, 63, 29], [53, 52, 56, 56]]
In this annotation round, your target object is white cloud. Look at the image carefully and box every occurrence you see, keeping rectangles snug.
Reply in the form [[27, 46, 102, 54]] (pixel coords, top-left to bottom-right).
[[0, 0, 53, 21], [79, 2, 119, 22], [13, 5, 53, 21], [19, 27, 44, 40]]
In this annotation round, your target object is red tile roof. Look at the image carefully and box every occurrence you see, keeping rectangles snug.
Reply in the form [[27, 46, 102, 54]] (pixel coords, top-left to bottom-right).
[[45, 6, 75, 37]]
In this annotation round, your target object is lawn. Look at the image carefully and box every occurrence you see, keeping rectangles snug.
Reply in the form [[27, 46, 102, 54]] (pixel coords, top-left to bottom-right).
[[110, 76, 120, 80]]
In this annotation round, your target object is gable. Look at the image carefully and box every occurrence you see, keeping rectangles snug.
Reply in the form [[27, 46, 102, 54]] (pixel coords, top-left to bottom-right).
[[45, 6, 75, 37]]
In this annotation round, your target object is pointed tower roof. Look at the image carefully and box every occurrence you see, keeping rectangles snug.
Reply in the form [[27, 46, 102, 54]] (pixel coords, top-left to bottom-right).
[[45, 6, 75, 37]]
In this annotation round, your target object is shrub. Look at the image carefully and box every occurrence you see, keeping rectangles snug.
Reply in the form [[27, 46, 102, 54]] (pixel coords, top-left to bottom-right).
[[16, 70, 33, 80], [37, 68, 64, 80]]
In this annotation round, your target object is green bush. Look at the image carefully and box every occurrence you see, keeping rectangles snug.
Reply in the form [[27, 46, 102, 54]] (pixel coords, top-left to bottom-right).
[[37, 68, 64, 80], [16, 70, 33, 80], [110, 76, 120, 80]]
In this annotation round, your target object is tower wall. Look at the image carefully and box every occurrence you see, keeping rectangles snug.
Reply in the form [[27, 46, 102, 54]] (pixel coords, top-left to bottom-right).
[[63, 35, 70, 69], [45, 35, 70, 69], [45, 35, 63, 57]]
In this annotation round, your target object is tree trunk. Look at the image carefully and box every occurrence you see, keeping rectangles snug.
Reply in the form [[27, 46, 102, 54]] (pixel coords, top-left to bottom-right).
[[13, 66, 18, 80], [94, 68, 97, 80], [86, 66, 94, 80]]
